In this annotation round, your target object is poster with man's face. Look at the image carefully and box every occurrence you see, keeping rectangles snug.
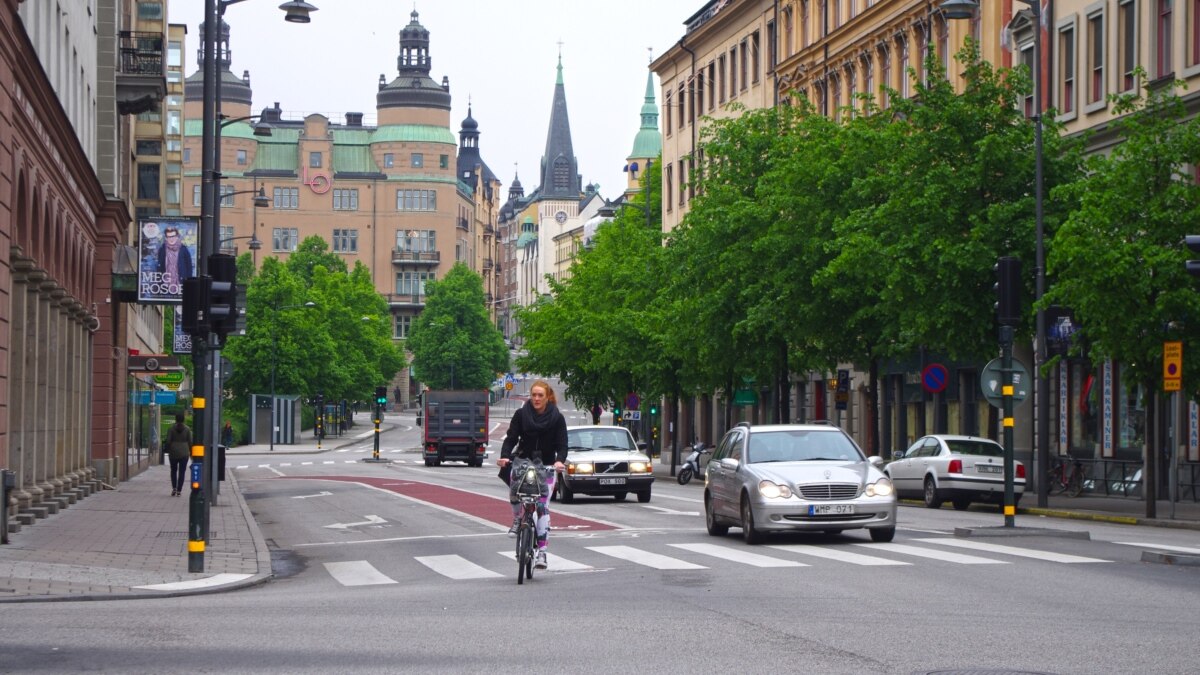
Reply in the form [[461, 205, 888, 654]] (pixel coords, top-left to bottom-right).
[[138, 216, 199, 303]]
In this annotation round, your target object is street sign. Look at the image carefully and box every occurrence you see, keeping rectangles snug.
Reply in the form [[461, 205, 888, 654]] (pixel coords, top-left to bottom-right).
[[625, 392, 640, 410], [921, 363, 949, 394], [1164, 341, 1182, 392], [624, 410, 641, 421], [505, 382, 513, 391], [981, 357, 1030, 409]]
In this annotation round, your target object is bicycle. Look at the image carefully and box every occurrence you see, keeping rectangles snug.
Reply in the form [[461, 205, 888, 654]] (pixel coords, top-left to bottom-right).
[[1047, 455, 1085, 497], [510, 459, 549, 585]]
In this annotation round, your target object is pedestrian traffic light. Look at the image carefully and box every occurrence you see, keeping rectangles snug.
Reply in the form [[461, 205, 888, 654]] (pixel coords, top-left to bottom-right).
[[207, 254, 239, 345], [1186, 236, 1200, 277], [375, 386, 388, 406], [994, 256, 1021, 327]]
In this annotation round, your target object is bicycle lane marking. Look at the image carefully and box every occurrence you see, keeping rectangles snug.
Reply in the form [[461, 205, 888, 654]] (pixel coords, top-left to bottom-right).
[[278, 475, 618, 532]]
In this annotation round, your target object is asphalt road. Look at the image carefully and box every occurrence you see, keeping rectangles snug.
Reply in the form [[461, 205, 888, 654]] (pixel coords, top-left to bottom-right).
[[3, 392, 1199, 674]]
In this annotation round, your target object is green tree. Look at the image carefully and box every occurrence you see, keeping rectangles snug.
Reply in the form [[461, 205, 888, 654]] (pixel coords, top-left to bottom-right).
[[408, 263, 507, 390]]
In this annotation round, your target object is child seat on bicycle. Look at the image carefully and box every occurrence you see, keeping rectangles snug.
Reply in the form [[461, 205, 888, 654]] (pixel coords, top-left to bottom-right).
[[509, 458, 549, 503]]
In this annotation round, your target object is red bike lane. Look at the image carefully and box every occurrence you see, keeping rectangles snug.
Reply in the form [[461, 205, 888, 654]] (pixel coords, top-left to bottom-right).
[[281, 475, 617, 531]]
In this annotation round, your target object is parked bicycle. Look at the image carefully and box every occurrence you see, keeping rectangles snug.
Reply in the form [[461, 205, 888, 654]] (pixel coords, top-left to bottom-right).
[[1047, 455, 1086, 497], [510, 459, 549, 585]]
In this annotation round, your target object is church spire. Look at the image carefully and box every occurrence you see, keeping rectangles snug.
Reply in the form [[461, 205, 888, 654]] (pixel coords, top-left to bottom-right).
[[539, 51, 581, 199]]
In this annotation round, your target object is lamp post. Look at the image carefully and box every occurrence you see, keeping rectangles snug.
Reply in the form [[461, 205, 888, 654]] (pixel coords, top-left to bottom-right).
[[943, 0, 1048, 507], [269, 301, 316, 452], [193, 0, 317, 573]]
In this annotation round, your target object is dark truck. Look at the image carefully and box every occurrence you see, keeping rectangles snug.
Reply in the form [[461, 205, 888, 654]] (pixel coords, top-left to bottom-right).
[[419, 390, 490, 467]]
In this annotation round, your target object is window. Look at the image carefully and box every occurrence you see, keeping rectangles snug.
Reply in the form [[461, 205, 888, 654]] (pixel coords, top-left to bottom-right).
[[183, 147, 191, 164], [664, 92, 673, 135], [677, 159, 686, 206], [137, 164, 160, 200], [168, 41, 182, 68], [862, 55, 872, 108], [696, 72, 704, 115], [1192, 0, 1200, 66], [739, 40, 748, 90], [767, 22, 776, 73], [938, 17, 949, 76], [136, 140, 162, 156], [219, 225, 235, 249], [166, 110, 180, 136], [729, 47, 737, 96], [898, 36, 910, 99], [1060, 25, 1076, 114], [236, 149, 247, 166], [383, 153, 394, 168], [440, 154, 449, 169], [272, 227, 299, 252], [273, 187, 300, 210], [395, 314, 411, 339], [411, 153, 424, 168], [395, 229, 436, 252], [192, 184, 201, 207], [1088, 13, 1105, 104], [396, 189, 437, 211], [333, 188, 359, 211], [137, 2, 162, 19], [688, 77, 696, 126], [395, 271, 434, 296], [879, 44, 891, 108], [679, 82, 687, 124], [718, 56, 726, 103], [165, 179, 180, 205], [830, 73, 841, 121], [1159, 0, 1174, 78], [1020, 44, 1035, 117], [708, 62, 717, 109], [137, 109, 161, 123], [665, 164, 674, 211], [219, 184, 234, 208], [309, 151, 322, 168], [752, 31, 761, 83], [167, 139, 181, 153], [332, 228, 358, 253], [1120, 0, 1138, 90]]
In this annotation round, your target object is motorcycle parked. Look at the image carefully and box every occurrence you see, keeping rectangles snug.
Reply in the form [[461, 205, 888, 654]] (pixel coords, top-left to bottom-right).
[[677, 441, 710, 485]]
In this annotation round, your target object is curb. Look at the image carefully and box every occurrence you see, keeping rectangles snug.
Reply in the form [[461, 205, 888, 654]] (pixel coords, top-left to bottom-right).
[[895, 497, 1200, 531]]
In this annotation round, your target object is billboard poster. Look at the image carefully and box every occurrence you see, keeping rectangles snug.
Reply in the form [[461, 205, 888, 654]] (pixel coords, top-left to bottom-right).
[[138, 216, 199, 303], [173, 306, 192, 354]]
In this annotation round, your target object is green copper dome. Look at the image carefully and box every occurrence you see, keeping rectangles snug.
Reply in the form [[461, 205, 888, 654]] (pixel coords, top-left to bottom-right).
[[627, 70, 661, 161]]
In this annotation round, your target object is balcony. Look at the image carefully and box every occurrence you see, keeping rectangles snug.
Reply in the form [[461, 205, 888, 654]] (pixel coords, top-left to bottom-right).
[[116, 31, 166, 115], [385, 292, 426, 308], [392, 249, 440, 265], [482, 257, 493, 271], [483, 224, 495, 238], [457, 217, 470, 231]]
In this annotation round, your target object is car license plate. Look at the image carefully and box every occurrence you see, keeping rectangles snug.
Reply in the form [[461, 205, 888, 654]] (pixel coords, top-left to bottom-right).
[[809, 505, 853, 515], [977, 465, 1002, 474], [599, 477, 626, 486]]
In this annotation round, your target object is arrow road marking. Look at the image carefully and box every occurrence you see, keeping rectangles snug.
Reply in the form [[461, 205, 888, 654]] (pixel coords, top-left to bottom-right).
[[324, 515, 387, 530], [293, 491, 333, 499]]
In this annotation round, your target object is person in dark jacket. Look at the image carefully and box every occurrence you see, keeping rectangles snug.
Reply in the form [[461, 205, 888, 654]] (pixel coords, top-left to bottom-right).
[[165, 412, 192, 496], [497, 379, 567, 570]]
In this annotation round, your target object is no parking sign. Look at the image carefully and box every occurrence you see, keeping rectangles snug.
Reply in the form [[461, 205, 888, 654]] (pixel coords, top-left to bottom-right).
[[921, 363, 948, 394]]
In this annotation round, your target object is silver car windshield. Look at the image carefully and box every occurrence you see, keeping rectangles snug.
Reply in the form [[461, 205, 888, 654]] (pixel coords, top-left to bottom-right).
[[747, 430, 864, 463], [568, 429, 636, 451], [944, 439, 1004, 457]]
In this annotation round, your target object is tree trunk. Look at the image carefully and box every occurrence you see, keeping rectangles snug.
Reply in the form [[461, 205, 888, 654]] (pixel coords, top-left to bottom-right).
[[1145, 389, 1157, 518]]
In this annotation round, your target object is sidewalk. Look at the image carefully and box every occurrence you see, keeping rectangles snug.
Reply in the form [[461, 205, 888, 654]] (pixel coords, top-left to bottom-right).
[[3, 433, 1196, 603]]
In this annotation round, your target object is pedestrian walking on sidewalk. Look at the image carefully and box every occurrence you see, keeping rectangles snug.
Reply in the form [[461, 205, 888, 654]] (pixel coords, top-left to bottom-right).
[[221, 421, 234, 448], [165, 412, 192, 496]]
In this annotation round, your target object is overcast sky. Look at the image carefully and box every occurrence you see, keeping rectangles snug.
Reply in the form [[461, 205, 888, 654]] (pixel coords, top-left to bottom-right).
[[171, 1, 700, 199]]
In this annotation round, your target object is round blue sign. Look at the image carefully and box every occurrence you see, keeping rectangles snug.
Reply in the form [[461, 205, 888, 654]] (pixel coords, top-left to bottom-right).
[[921, 364, 949, 394]]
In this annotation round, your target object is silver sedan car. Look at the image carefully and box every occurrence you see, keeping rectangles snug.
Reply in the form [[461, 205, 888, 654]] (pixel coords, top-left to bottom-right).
[[703, 423, 897, 544]]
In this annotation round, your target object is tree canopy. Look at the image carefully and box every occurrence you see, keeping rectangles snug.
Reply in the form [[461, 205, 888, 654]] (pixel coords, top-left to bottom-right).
[[407, 263, 508, 390]]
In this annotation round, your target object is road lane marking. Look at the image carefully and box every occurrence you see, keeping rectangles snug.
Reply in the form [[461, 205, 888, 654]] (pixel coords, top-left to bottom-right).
[[915, 538, 1109, 563], [324, 515, 387, 530], [323, 561, 397, 586], [416, 555, 503, 579], [670, 543, 807, 567], [641, 505, 699, 516], [1115, 542, 1200, 554], [855, 542, 1006, 564], [766, 544, 909, 566], [586, 545, 707, 569], [497, 551, 592, 571]]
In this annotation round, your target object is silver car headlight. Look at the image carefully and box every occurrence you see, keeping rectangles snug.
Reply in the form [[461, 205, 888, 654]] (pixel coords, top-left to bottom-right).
[[865, 477, 894, 497], [758, 480, 793, 499]]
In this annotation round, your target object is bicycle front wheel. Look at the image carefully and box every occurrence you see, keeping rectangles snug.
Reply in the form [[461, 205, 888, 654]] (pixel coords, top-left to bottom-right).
[[516, 525, 532, 585], [1067, 469, 1085, 497]]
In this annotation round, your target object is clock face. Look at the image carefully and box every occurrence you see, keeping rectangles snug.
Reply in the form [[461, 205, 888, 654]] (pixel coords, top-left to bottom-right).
[[555, 210, 567, 224]]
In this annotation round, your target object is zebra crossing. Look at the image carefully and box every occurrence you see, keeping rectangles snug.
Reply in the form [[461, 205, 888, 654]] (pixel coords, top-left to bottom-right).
[[315, 536, 1111, 587]]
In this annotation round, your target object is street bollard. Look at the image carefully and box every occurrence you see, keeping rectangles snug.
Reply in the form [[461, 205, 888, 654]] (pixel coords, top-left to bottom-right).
[[1, 469, 14, 545]]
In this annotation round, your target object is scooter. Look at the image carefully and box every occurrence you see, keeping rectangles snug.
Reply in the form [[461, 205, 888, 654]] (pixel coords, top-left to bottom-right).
[[677, 441, 709, 485]]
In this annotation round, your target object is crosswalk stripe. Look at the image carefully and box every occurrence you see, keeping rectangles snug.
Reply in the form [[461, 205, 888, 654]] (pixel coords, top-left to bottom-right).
[[323, 561, 397, 586], [1115, 542, 1200, 555], [587, 545, 707, 570], [914, 538, 1109, 563], [854, 542, 1007, 565], [498, 551, 592, 571], [766, 544, 909, 566], [415, 554, 503, 579], [669, 543, 807, 567]]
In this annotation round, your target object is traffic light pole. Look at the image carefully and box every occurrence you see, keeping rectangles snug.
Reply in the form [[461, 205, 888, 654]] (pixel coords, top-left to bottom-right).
[[1000, 325, 1017, 528], [362, 386, 390, 463]]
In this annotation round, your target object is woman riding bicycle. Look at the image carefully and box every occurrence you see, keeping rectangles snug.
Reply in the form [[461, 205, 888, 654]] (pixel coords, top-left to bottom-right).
[[496, 379, 567, 570]]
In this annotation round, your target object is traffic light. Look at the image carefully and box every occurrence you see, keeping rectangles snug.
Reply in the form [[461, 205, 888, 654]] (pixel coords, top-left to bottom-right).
[[612, 404, 621, 421], [208, 254, 239, 345], [1186, 236, 1200, 277], [994, 256, 1021, 327], [649, 404, 657, 415], [375, 386, 388, 406], [180, 275, 211, 336]]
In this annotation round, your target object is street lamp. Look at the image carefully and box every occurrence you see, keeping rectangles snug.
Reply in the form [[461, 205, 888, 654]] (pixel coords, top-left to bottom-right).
[[943, 0, 1048, 508], [269, 301, 316, 451]]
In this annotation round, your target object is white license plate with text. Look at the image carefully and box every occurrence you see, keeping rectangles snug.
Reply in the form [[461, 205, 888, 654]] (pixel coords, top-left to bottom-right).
[[599, 477, 626, 485], [809, 505, 854, 515], [977, 465, 1003, 474]]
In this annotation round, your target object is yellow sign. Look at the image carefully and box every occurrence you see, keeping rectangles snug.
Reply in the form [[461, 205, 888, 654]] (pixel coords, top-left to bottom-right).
[[505, 382, 513, 391], [1164, 341, 1183, 391]]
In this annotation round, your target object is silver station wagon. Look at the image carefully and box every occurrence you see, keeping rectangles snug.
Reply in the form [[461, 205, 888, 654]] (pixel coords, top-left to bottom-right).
[[555, 425, 655, 503], [704, 422, 897, 544]]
